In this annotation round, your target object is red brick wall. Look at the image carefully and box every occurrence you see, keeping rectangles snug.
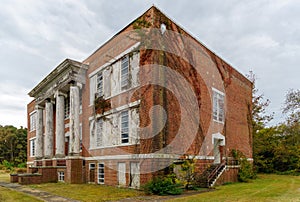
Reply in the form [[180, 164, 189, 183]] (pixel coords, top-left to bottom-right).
[[27, 100, 36, 163], [215, 166, 239, 185]]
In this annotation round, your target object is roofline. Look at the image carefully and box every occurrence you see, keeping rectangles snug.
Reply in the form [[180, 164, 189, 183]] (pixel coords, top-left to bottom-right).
[[83, 6, 154, 63], [28, 59, 88, 97], [84, 5, 251, 85]]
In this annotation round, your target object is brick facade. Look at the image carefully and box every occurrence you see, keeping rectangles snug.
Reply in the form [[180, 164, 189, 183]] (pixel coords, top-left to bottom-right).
[[24, 6, 252, 187]]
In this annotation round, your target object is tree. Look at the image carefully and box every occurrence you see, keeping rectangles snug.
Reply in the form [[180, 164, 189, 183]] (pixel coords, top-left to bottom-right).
[[247, 71, 274, 172], [0, 125, 27, 167]]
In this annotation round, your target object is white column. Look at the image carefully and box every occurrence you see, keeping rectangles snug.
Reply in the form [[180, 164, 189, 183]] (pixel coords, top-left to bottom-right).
[[55, 92, 65, 158], [45, 99, 54, 158], [35, 105, 44, 159], [69, 85, 80, 155]]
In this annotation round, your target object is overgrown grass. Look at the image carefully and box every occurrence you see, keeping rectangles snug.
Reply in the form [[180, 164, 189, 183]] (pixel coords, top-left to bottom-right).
[[0, 187, 42, 202], [29, 183, 143, 202], [0, 170, 10, 182], [169, 174, 300, 202]]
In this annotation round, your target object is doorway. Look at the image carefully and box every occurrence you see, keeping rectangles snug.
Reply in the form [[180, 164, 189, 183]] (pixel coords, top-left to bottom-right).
[[118, 163, 126, 186], [89, 163, 96, 183], [130, 162, 140, 188], [212, 133, 225, 164]]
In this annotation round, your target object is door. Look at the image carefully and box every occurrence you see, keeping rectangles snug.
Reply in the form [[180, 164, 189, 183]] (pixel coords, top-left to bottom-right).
[[118, 163, 126, 186], [130, 162, 140, 188], [213, 139, 221, 164], [89, 163, 96, 183]]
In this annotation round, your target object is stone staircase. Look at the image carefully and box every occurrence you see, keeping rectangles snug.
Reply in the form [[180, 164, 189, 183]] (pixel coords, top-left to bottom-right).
[[195, 162, 226, 188]]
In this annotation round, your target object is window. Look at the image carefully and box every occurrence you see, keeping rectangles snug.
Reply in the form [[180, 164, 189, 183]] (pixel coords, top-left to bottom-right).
[[80, 123, 82, 151], [30, 112, 37, 131], [64, 97, 70, 119], [30, 138, 36, 157], [96, 119, 103, 147], [97, 72, 103, 97], [58, 171, 64, 182], [121, 110, 129, 144], [98, 163, 104, 184], [213, 89, 225, 123], [121, 56, 129, 89]]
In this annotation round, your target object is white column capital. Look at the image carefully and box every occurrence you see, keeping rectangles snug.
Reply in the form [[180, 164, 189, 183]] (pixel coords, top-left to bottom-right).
[[54, 90, 68, 98]]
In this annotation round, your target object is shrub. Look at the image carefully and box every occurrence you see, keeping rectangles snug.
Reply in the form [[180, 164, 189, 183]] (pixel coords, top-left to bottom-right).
[[143, 176, 183, 195], [231, 149, 256, 182], [2, 160, 14, 171]]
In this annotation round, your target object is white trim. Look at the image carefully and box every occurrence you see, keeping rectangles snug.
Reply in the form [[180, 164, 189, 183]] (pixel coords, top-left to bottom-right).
[[212, 87, 224, 95], [97, 163, 105, 184], [85, 154, 215, 161], [89, 42, 140, 78], [26, 161, 34, 165], [212, 132, 226, 146], [89, 163, 96, 170], [29, 137, 36, 157], [212, 87, 225, 124], [29, 110, 37, 116], [89, 143, 140, 150], [89, 100, 140, 121]]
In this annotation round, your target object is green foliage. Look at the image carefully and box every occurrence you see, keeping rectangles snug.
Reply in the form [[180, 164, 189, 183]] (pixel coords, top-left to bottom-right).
[[177, 157, 196, 189], [1, 160, 14, 171], [143, 175, 183, 195], [231, 149, 256, 182], [0, 125, 27, 167], [248, 72, 300, 175]]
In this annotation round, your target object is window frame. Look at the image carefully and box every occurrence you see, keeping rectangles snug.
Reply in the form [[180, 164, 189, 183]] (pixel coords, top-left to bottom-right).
[[98, 163, 105, 184], [120, 110, 129, 144], [96, 118, 103, 147], [64, 96, 70, 119], [58, 171, 65, 182], [97, 71, 103, 98], [29, 138, 36, 157], [29, 111, 37, 132], [120, 55, 130, 90], [212, 88, 225, 123]]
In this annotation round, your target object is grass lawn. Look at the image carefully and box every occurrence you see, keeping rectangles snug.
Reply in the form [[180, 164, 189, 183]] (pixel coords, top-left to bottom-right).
[[29, 183, 144, 202], [0, 171, 41, 202], [169, 174, 300, 202], [0, 187, 42, 202], [1, 171, 299, 202], [0, 170, 10, 182]]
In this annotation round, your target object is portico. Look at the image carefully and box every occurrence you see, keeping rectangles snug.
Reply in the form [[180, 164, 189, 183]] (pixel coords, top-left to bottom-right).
[[28, 59, 88, 162]]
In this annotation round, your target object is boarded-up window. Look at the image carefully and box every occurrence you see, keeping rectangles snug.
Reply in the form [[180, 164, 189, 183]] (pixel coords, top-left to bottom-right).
[[96, 119, 103, 147], [90, 75, 97, 105]]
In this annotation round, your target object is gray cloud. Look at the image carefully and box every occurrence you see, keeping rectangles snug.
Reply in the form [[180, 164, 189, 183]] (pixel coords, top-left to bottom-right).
[[0, 0, 299, 127]]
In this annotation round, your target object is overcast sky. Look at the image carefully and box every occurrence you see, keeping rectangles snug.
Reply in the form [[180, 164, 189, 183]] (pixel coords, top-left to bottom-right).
[[0, 0, 299, 128]]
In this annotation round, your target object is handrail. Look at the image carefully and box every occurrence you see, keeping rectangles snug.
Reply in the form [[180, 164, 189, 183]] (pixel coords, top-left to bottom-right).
[[207, 161, 226, 186]]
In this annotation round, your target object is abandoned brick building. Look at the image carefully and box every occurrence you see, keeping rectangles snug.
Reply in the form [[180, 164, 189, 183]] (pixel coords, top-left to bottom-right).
[[23, 6, 252, 187]]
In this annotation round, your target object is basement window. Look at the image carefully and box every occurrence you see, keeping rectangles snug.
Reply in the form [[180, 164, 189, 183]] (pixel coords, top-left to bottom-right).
[[98, 163, 105, 184], [58, 171, 65, 182], [212, 88, 225, 123], [29, 138, 36, 157]]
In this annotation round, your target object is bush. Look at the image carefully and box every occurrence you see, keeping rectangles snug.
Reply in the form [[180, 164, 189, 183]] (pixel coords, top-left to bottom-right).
[[2, 160, 14, 171], [143, 176, 183, 195], [232, 149, 256, 182]]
